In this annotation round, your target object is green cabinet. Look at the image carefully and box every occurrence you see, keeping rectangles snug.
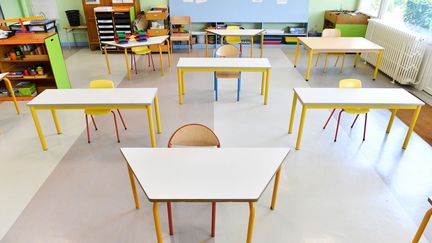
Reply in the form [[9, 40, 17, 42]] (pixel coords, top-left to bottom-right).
[[45, 34, 71, 89]]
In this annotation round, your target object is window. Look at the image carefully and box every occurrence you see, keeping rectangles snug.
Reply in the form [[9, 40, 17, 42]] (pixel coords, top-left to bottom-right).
[[383, 0, 432, 34], [359, 0, 383, 17]]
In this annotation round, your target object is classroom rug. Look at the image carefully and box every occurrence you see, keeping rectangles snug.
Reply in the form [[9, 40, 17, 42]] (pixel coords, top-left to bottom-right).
[[396, 104, 432, 146]]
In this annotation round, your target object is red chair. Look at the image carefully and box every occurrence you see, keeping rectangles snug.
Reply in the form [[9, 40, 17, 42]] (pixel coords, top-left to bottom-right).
[[323, 79, 369, 142], [85, 80, 127, 143], [166, 123, 221, 237]]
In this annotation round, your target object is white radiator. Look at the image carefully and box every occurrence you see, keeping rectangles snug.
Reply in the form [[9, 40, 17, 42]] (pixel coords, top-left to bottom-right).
[[362, 19, 427, 85], [416, 44, 432, 95]]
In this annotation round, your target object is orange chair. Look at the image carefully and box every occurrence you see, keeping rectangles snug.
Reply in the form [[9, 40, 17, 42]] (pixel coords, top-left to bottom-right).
[[323, 79, 369, 142], [84, 80, 127, 143], [412, 197, 432, 243], [166, 124, 221, 237]]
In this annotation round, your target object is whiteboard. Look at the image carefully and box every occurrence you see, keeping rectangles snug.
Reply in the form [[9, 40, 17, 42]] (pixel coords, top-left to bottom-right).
[[169, 0, 309, 23], [30, 0, 59, 19]]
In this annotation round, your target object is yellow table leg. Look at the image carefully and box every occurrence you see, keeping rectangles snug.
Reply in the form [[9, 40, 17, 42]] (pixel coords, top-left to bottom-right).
[[127, 164, 140, 209], [260, 32, 264, 58], [294, 40, 300, 68], [412, 208, 432, 243], [386, 109, 398, 133], [30, 107, 47, 151], [147, 105, 157, 147], [288, 93, 298, 134], [295, 106, 307, 150], [354, 53, 359, 68], [181, 70, 185, 95], [305, 49, 313, 81], [159, 45, 164, 76], [260, 71, 266, 96], [154, 95, 162, 134], [250, 36, 254, 58], [3, 77, 20, 114], [246, 202, 255, 243], [205, 31, 209, 57], [177, 69, 183, 104], [51, 109, 62, 134], [104, 44, 111, 74], [166, 40, 171, 67], [264, 69, 270, 105], [402, 106, 421, 149], [153, 202, 163, 243], [373, 50, 383, 80], [270, 166, 282, 210], [124, 48, 131, 80]]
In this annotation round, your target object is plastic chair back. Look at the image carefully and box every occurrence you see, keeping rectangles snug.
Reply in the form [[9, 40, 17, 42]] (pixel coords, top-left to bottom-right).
[[89, 80, 114, 89], [225, 26, 241, 44], [322, 28, 342, 37], [215, 45, 240, 58], [339, 79, 362, 88]]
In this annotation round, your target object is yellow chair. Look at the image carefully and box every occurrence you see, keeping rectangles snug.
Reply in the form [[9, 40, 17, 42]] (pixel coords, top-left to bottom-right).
[[84, 80, 127, 143], [413, 197, 432, 243], [214, 45, 242, 101], [323, 79, 369, 142], [315, 28, 346, 73], [166, 123, 221, 238], [224, 26, 242, 54], [130, 46, 155, 74], [170, 16, 192, 53]]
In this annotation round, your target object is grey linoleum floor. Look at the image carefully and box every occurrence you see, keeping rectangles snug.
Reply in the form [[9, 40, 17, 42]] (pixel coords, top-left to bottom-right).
[[0, 46, 431, 243]]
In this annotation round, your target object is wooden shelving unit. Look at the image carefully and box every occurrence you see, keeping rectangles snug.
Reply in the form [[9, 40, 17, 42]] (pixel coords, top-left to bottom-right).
[[0, 33, 70, 101], [145, 7, 170, 53]]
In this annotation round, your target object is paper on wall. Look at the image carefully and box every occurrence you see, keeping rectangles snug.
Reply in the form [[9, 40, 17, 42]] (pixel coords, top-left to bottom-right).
[[252, 0, 263, 2], [195, 0, 207, 3], [183, 0, 193, 2], [276, 0, 287, 4]]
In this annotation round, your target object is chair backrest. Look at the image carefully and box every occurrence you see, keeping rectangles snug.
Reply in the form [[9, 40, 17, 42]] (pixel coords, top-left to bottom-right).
[[171, 16, 191, 25], [89, 80, 114, 89], [215, 45, 240, 58], [322, 28, 342, 38], [225, 26, 241, 43], [167, 123, 221, 148], [339, 79, 362, 88]]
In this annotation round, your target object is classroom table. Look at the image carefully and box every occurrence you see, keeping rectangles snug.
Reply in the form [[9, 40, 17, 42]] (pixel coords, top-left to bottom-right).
[[121, 147, 290, 243], [102, 35, 171, 80], [176, 57, 272, 104], [293, 37, 384, 81], [0, 73, 20, 114], [63, 25, 88, 49], [288, 88, 424, 150], [27, 88, 161, 151], [205, 29, 265, 58]]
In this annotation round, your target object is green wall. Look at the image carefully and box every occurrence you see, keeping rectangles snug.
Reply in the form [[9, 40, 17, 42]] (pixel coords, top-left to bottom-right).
[[309, 0, 359, 31], [0, 0, 24, 19]]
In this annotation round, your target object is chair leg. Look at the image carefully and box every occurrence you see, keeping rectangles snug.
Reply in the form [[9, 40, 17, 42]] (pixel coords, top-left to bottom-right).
[[147, 53, 151, 67], [315, 53, 320, 66], [237, 77, 241, 102], [240, 43, 243, 55], [334, 56, 340, 67], [85, 115, 91, 143], [323, 109, 336, 129], [324, 54, 329, 73], [133, 54, 138, 75], [211, 201, 216, 237], [213, 72, 216, 91], [111, 111, 120, 143], [363, 113, 368, 141], [131, 53, 134, 70], [413, 208, 432, 243], [351, 114, 360, 128], [340, 54, 346, 73], [167, 202, 174, 235], [334, 110, 343, 142], [117, 109, 127, 130], [91, 115, 98, 130], [215, 76, 218, 101], [150, 53, 155, 71], [188, 40, 191, 53]]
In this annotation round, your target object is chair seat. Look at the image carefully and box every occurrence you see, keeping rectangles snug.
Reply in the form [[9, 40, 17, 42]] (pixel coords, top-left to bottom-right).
[[132, 46, 151, 55], [85, 109, 112, 116], [344, 108, 369, 114], [171, 33, 191, 41], [226, 40, 241, 44], [215, 72, 240, 79]]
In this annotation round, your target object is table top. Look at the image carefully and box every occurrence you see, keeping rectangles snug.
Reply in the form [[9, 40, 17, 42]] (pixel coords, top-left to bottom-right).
[[206, 29, 265, 36], [27, 88, 157, 107], [0, 72, 8, 80], [121, 148, 290, 202], [297, 37, 384, 52], [102, 35, 169, 48], [177, 58, 271, 69], [63, 25, 87, 30], [294, 88, 424, 106]]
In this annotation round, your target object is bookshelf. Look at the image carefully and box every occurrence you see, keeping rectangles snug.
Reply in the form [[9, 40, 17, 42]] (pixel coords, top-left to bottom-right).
[[0, 33, 71, 101]]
